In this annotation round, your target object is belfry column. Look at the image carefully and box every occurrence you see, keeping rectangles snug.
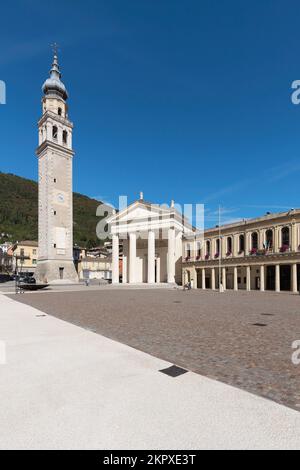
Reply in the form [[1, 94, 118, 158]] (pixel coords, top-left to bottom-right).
[[129, 232, 137, 284], [112, 234, 119, 284], [148, 230, 155, 283], [36, 50, 78, 284], [167, 228, 175, 283]]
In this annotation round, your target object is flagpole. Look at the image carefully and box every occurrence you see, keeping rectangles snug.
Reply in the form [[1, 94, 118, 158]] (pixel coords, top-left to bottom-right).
[[219, 205, 222, 292]]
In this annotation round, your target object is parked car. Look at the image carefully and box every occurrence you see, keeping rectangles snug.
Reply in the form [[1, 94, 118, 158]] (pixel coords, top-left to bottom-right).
[[18, 275, 36, 284]]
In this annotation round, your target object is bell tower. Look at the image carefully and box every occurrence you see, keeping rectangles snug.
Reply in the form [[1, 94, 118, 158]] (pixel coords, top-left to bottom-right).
[[35, 50, 78, 283]]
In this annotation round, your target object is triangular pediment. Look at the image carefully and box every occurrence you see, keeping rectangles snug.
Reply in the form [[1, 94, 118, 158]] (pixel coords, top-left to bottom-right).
[[109, 201, 169, 224]]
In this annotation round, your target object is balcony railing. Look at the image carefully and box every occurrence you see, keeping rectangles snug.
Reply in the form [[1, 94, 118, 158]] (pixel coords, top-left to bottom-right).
[[183, 245, 297, 262]]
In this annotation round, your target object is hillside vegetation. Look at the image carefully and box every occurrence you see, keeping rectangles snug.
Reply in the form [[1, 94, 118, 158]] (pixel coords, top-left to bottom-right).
[[0, 172, 104, 247]]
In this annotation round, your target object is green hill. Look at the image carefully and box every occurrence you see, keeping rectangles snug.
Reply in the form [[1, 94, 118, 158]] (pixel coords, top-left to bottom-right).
[[0, 172, 104, 248]]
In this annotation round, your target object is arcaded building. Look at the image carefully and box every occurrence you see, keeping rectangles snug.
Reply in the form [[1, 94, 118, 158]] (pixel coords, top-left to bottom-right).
[[183, 209, 300, 293]]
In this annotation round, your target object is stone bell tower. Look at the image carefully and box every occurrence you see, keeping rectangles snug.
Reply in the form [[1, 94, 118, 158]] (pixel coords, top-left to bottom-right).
[[35, 50, 78, 283]]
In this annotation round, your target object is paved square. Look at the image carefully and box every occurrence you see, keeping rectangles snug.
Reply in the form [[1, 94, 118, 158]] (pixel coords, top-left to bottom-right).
[[10, 288, 300, 410]]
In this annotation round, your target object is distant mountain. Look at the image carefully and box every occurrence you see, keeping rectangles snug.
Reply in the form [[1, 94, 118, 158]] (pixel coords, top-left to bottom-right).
[[0, 172, 104, 247]]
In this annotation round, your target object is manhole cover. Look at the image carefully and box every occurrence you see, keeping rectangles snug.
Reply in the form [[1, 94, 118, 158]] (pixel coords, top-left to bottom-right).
[[159, 365, 188, 377], [252, 323, 267, 327]]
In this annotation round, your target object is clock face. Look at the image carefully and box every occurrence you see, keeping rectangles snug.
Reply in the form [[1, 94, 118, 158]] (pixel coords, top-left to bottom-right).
[[57, 193, 65, 203]]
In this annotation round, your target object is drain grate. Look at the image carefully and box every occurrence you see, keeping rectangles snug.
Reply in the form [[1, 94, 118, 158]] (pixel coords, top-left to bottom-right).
[[173, 301, 182, 304], [159, 365, 188, 377], [36, 314, 46, 317], [252, 323, 267, 327], [261, 313, 274, 316]]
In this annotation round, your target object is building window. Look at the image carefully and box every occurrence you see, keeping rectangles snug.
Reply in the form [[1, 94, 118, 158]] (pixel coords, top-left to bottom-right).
[[239, 234, 245, 253], [20, 248, 24, 257], [281, 227, 290, 252], [185, 243, 191, 260], [33, 249, 36, 255], [32, 259, 37, 265], [265, 229, 273, 250], [251, 232, 258, 251], [54, 243, 56, 248], [58, 107, 62, 116], [206, 240, 211, 259], [215, 238, 220, 257], [282, 227, 290, 246], [196, 242, 201, 259], [63, 130, 68, 144], [54, 211, 56, 215], [227, 237, 232, 255], [52, 126, 58, 140], [54, 178, 56, 183]]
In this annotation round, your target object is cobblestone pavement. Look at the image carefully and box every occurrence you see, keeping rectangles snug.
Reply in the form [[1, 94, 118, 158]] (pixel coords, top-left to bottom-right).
[[10, 289, 300, 410]]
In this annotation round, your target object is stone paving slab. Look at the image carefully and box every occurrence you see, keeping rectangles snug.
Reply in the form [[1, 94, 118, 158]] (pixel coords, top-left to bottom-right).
[[10, 288, 300, 411], [2, 292, 300, 449]]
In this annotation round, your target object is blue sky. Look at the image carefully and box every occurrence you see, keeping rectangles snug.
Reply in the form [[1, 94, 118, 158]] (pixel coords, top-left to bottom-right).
[[1, 0, 300, 226]]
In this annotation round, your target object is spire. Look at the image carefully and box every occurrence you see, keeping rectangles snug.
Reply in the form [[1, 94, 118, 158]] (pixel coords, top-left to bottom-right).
[[42, 47, 68, 101], [49, 53, 61, 80]]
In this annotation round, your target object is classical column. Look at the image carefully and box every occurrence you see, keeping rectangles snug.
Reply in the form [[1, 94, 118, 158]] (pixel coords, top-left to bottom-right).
[[156, 257, 160, 283], [246, 266, 251, 291], [260, 265, 265, 292], [292, 263, 298, 293], [275, 264, 280, 292], [167, 228, 176, 283], [274, 227, 279, 252], [211, 267, 216, 290], [122, 255, 127, 284], [191, 266, 197, 288], [147, 230, 155, 283], [129, 232, 136, 284], [234, 235, 239, 257], [112, 234, 119, 284], [259, 229, 265, 250], [292, 224, 297, 252], [245, 232, 249, 255], [233, 266, 238, 291], [222, 267, 226, 290], [202, 268, 206, 290]]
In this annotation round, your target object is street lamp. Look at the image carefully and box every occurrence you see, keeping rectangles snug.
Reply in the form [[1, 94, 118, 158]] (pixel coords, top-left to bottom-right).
[[14, 254, 30, 294]]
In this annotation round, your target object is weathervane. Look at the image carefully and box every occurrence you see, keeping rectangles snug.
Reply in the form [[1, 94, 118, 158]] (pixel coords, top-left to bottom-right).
[[51, 42, 60, 56]]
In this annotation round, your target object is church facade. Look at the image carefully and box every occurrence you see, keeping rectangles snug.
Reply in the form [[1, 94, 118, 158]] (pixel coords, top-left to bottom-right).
[[35, 53, 78, 283], [107, 193, 194, 285]]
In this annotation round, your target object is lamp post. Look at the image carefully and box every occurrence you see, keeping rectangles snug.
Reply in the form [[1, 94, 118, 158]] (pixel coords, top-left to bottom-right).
[[14, 254, 30, 294], [218, 205, 224, 293]]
